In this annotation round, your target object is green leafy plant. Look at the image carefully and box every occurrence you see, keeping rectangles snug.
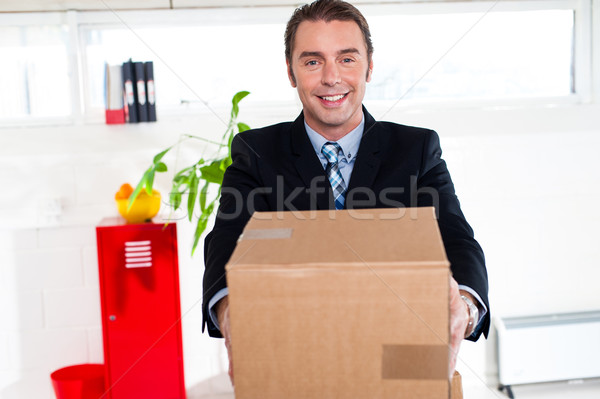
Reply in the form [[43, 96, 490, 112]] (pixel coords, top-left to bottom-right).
[[129, 91, 251, 255]]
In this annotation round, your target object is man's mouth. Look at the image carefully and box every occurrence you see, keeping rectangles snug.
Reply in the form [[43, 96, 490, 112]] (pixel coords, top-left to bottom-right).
[[318, 93, 348, 102]]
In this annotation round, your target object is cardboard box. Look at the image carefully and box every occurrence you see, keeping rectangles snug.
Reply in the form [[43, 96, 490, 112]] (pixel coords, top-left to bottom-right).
[[227, 207, 451, 398], [451, 371, 463, 399]]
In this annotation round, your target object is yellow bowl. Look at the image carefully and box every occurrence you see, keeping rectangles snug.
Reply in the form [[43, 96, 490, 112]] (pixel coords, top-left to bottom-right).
[[116, 192, 161, 224]]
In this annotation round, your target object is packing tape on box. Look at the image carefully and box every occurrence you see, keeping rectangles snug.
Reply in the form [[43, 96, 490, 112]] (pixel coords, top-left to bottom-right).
[[240, 228, 293, 241], [381, 344, 448, 380]]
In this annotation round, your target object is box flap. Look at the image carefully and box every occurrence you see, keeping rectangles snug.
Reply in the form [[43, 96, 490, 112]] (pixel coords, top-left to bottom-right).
[[227, 207, 448, 269]]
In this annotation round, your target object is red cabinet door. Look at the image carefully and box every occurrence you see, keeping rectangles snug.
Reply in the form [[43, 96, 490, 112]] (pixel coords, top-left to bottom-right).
[[96, 219, 186, 399]]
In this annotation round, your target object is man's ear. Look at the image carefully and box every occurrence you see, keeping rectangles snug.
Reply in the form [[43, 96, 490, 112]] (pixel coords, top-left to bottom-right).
[[286, 59, 297, 87], [366, 59, 373, 82]]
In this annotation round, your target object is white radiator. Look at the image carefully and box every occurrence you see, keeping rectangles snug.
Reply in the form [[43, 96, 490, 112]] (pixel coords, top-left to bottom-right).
[[495, 311, 600, 386]]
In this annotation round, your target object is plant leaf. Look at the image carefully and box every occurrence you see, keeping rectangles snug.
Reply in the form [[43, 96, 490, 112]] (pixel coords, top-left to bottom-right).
[[191, 201, 216, 255], [219, 157, 232, 171], [230, 91, 250, 119], [155, 162, 167, 172], [232, 90, 250, 106], [200, 160, 225, 184], [187, 169, 199, 222], [237, 122, 250, 133], [128, 169, 149, 211], [199, 181, 210, 212], [170, 190, 182, 210], [153, 147, 171, 164]]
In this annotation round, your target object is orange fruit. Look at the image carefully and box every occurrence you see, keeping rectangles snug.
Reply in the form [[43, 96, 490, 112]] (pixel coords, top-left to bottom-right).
[[115, 183, 134, 200], [114, 183, 161, 224]]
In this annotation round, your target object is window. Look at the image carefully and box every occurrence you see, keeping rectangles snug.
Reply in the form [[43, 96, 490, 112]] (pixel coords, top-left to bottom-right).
[[366, 9, 574, 102], [81, 21, 294, 112], [0, 24, 71, 119], [0, 0, 593, 125]]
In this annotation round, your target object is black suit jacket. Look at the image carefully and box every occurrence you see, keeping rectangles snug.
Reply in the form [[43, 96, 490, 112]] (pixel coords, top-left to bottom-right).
[[203, 107, 489, 340]]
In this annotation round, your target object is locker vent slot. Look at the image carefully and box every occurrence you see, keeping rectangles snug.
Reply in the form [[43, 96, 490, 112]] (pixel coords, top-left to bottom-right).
[[124, 240, 152, 268]]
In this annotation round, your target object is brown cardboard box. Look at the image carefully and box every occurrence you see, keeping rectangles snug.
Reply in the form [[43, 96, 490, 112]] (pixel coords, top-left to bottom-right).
[[452, 371, 463, 399], [227, 207, 451, 398]]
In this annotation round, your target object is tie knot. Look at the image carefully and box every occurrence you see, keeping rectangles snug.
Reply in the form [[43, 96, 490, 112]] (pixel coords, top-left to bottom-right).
[[321, 142, 343, 164]]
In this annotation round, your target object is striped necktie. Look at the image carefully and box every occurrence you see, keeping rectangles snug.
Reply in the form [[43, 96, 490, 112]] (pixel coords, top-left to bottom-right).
[[321, 142, 347, 210]]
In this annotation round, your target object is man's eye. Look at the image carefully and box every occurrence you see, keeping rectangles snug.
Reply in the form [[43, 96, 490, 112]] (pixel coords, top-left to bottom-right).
[[306, 60, 318, 66], [342, 58, 354, 63]]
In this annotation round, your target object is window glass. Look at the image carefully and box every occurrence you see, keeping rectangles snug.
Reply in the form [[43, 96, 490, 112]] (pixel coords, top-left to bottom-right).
[[0, 25, 71, 119], [83, 22, 293, 112], [366, 9, 574, 102], [82, 8, 574, 113]]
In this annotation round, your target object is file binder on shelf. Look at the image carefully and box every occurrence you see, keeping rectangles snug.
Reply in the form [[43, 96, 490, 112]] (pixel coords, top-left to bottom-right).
[[145, 61, 157, 122], [122, 59, 138, 123], [134, 62, 148, 123], [104, 63, 125, 124]]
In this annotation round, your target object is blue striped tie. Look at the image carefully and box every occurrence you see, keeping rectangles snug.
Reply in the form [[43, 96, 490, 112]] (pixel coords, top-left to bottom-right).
[[321, 142, 347, 210]]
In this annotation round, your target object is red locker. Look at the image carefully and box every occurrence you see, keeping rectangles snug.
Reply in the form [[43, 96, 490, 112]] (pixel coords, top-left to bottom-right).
[[96, 218, 186, 399]]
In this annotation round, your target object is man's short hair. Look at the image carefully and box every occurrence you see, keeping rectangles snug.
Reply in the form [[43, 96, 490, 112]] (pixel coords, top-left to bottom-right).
[[284, 0, 374, 66]]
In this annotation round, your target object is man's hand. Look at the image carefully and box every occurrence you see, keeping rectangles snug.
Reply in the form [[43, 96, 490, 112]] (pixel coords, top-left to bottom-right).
[[216, 296, 234, 385], [449, 277, 471, 378]]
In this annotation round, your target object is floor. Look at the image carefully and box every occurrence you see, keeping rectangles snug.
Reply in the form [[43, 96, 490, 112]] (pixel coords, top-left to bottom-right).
[[192, 373, 600, 399], [460, 374, 600, 399]]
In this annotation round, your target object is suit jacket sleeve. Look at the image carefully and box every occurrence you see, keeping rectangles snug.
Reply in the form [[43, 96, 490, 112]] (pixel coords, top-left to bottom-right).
[[417, 130, 490, 340], [202, 133, 268, 338]]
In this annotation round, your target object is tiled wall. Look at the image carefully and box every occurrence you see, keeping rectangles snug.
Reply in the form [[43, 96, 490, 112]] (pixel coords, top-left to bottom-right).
[[2, 106, 600, 398], [1, 226, 101, 398]]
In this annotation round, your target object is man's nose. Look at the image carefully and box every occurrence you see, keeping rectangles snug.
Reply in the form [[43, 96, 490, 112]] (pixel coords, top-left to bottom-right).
[[321, 62, 341, 86]]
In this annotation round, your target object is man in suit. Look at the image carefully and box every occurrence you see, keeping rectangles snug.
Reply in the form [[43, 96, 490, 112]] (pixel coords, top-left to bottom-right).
[[203, 0, 489, 384]]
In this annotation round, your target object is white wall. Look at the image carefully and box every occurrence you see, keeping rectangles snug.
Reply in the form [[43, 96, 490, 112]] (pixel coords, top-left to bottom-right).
[[1, 101, 600, 397]]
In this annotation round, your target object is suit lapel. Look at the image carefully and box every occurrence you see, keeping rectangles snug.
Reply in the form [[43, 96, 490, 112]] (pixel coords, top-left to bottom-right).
[[289, 112, 332, 210], [346, 108, 382, 199]]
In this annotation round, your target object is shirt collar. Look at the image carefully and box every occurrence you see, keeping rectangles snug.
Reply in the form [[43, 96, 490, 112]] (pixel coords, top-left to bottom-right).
[[304, 113, 365, 162]]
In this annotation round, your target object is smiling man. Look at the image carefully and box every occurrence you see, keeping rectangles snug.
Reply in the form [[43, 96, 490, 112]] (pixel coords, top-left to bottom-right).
[[202, 0, 489, 385]]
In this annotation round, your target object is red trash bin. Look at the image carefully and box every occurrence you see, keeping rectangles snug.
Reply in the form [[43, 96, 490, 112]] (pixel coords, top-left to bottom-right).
[[50, 364, 105, 399]]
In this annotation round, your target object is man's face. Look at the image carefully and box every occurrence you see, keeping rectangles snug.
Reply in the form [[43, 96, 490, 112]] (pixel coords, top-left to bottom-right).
[[287, 19, 372, 138]]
